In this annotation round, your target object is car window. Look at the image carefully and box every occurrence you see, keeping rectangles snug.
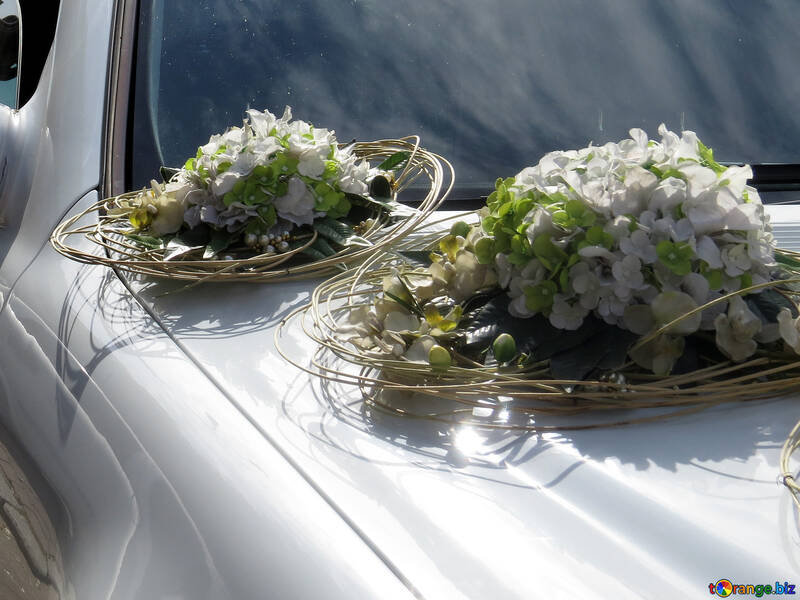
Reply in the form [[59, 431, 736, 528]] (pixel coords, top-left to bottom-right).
[[130, 0, 800, 198], [0, 0, 20, 108]]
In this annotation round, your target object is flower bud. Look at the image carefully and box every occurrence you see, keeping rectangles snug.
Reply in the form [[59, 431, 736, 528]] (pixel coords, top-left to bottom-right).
[[428, 345, 451, 369], [449, 221, 471, 238], [492, 333, 517, 363]]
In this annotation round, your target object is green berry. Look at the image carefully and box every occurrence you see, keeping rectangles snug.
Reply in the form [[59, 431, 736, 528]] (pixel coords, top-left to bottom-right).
[[493, 333, 517, 363], [449, 221, 471, 238], [428, 345, 452, 369]]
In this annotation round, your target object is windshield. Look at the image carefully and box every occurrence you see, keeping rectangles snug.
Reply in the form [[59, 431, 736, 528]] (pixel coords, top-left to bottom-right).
[[130, 0, 800, 199]]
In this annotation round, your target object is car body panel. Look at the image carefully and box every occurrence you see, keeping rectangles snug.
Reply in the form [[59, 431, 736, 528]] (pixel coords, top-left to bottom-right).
[[0, 191, 417, 599], [0, 0, 111, 293], [1, 0, 800, 598], [118, 206, 800, 599], [0, 2, 418, 597]]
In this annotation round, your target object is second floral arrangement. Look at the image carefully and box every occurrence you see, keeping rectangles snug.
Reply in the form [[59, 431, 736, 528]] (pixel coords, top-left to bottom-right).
[[280, 125, 800, 429]]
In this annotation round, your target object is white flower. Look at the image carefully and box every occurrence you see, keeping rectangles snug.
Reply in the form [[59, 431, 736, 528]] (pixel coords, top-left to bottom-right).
[[524, 207, 558, 246], [597, 288, 628, 323], [495, 252, 513, 289], [720, 244, 751, 277], [578, 245, 617, 262], [695, 235, 723, 269], [210, 151, 258, 196], [549, 295, 589, 330], [649, 177, 686, 216], [714, 295, 761, 361], [273, 177, 316, 226], [448, 251, 494, 302], [620, 229, 657, 264], [651, 291, 701, 335], [778, 308, 800, 354], [629, 334, 685, 376], [603, 215, 633, 241], [142, 180, 190, 235], [404, 335, 437, 363], [297, 149, 326, 178], [383, 311, 419, 333], [338, 158, 370, 195], [681, 272, 710, 305], [508, 294, 533, 318], [612, 254, 645, 290], [570, 262, 602, 309], [615, 166, 657, 216]]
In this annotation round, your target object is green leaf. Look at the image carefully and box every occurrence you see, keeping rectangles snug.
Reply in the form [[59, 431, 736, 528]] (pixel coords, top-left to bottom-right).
[[163, 226, 210, 261], [745, 288, 798, 322], [160, 166, 181, 183], [315, 217, 355, 246], [203, 229, 236, 259], [346, 192, 393, 212], [397, 251, 434, 268], [459, 296, 608, 362], [384, 291, 419, 316], [377, 151, 411, 172], [697, 140, 727, 175], [125, 233, 164, 250], [776, 252, 800, 271], [301, 236, 338, 259], [548, 326, 637, 380]]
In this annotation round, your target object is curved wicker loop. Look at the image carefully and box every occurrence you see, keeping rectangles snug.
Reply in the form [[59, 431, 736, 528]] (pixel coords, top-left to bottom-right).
[[276, 247, 800, 431], [781, 418, 800, 508], [50, 138, 454, 282]]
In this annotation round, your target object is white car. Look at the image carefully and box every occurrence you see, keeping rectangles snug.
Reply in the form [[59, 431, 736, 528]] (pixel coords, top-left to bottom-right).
[[1, 1, 800, 598]]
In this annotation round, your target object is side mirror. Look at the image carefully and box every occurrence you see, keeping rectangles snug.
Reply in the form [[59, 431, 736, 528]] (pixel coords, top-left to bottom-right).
[[0, 14, 19, 81]]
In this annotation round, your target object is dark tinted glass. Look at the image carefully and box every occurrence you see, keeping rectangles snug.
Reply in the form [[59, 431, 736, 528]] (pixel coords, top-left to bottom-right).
[[0, 0, 20, 107], [132, 0, 800, 196]]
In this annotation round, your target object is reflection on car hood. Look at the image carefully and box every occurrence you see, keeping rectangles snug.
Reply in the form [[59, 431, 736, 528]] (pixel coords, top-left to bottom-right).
[[126, 207, 800, 599]]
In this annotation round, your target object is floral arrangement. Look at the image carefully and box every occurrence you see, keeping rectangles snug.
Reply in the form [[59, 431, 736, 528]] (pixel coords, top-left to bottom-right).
[[51, 107, 452, 282], [279, 125, 800, 431]]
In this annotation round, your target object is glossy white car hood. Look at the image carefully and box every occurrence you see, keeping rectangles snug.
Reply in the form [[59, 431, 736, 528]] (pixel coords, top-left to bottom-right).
[[125, 207, 800, 599]]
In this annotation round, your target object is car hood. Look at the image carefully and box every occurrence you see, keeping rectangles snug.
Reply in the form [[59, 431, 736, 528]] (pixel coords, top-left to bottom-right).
[[126, 207, 800, 599]]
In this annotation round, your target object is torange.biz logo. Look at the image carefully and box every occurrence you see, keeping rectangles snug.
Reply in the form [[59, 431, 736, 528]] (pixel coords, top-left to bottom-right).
[[709, 579, 796, 597]]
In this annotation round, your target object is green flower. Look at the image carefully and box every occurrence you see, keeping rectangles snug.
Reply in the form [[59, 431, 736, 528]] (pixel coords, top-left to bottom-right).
[[583, 225, 614, 250], [474, 237, 495, 265], [524, 280, 558, 313], [656, 240, 694, 276], [532, 234, 567, 271], [700, 263, 723, 290], [551, 199, 597, 229]]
